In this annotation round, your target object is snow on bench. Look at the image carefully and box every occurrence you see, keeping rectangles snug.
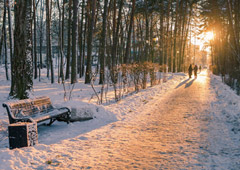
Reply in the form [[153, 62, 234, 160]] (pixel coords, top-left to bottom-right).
[[2, 96, 71, 125]]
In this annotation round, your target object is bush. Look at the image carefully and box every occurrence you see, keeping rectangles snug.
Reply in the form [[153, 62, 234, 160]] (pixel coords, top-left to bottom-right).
[[94, 62, 166, 103]]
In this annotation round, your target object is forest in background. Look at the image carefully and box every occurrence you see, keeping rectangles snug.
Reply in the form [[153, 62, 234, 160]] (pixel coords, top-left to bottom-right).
[[0, 0, 239, 99], [200, 0, 240, 94]]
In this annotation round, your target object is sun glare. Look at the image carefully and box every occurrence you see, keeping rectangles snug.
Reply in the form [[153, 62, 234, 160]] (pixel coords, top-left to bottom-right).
[[205, 31, 214, 41]]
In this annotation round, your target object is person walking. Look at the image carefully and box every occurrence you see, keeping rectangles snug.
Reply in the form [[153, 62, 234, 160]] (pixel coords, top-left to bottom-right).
[[194, 65, 198, 78], [188, 64, 193, 78], [199, 65, 202, 73]]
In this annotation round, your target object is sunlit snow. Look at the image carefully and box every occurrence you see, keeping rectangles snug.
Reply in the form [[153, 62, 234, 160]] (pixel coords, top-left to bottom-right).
[[0, 68, 239, 169]]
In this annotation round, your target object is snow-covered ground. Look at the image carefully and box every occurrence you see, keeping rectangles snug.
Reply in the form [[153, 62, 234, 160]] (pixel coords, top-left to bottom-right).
[[0, 67, 239, 169]]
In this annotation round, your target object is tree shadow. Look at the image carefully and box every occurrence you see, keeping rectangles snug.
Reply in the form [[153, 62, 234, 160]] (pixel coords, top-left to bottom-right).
[[185, 79, 195, 88], [175, 79, 191, 89]]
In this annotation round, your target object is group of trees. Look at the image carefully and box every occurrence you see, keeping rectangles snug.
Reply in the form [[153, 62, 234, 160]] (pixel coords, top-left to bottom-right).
[[200, 0, 240, 94], [0, 0, 203, 99]]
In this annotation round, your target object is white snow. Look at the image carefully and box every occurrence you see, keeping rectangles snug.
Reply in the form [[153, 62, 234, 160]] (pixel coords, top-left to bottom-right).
[[0, 67, 239, 169]]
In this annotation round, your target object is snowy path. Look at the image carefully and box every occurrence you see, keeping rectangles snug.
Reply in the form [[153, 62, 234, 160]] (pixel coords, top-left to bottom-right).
[[16, 70, 236, 170], [1, 70, 240, 169]]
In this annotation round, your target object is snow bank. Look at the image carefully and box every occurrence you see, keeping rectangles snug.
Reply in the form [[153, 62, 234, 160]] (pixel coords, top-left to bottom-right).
[[210, 74, 240, 134]]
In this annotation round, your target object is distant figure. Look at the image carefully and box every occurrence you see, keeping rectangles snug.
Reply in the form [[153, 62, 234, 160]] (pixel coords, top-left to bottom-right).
[[199, 65, 202, 73], [188, 64, 193, 78], [221, 69, 225, 82], [194, 65, 198, 78]]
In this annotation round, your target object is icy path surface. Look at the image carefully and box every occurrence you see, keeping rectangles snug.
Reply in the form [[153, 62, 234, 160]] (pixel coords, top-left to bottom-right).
[[22, 71, 238, 169], [71, 72, 238, 170], [1, 70, 240, 169]]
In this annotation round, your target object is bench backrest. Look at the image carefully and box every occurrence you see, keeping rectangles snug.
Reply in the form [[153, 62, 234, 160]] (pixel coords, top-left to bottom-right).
[[3, 96, 54, 118]]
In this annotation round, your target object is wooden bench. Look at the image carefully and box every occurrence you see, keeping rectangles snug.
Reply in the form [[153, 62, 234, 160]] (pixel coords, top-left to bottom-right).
[[2, 96, 71, 125]]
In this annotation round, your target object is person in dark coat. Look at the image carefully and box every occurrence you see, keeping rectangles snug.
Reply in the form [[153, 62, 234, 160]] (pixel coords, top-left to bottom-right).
[[194, 65, 198, 78], [199, 65, 202, 73], [188, 64, 193, 78]]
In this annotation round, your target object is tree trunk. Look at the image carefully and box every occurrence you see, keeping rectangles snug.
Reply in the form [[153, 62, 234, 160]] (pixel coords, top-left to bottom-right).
[[33, 0, 38, 79], [62, 0, 65, 55], [159, 0, 164, 65], [65, 0, 72, 80], [165, 0, 172, 73], [99, 0, 108, 84], [7, 0, 13, 74], [144, 0, 149, 62], [71, 0, 78, 84], [39, 0, 44, 81], [46, 0, 54, 83], [173, 0, 179, 73], [111, 0, 124, 67], [82, 10, 87, 76], [0, 24, 4, 65], [124, 0, 135, 64], [85, 0, 96, 84], [78, 0, 85, 78], [57, 0, 64, 83], [227, 0, 240, 63], [60, 1, 65, 80], [10, 0, 33, 99], [3, 0, 9, 81]]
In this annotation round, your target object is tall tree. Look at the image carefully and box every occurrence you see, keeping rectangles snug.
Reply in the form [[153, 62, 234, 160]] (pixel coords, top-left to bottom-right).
[[3, 0, 9, 80], [33, 0, 38, 79], [78, 0, 86, 78], [111, 0, 124, 67], [57, 0, 64, 83], [65, 0, 72, 80], [46, 0, 54, 83], [124, 0, 136, 64], [7, 0, 13, 75], [85, 0, 96, 84], [0, 19, 4, 65], [71, 0, 78, 84], [99, 0, 109, 84], [39, 0, 44, 70], [10, 0, 33, 99]]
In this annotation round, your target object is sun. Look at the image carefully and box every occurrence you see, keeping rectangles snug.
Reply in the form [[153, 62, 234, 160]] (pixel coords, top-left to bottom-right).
[[205, 31, 214, 41]]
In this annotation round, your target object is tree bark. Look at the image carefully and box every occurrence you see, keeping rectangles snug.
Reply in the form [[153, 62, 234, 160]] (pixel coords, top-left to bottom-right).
[[65, 0, 72, 80], [71, 0, 78, 84], [46, 0, 54, 83], [57, 0, 64, 83], [99, 0, 109, 84], [85, 0, 96, 84], [111, 0, 124, 67], [10, 0, 33, 99], [124, 0, 135, 64], [33, 0, 38, 79], [3, 0, 9, 81], [78, 0, 85, 78]]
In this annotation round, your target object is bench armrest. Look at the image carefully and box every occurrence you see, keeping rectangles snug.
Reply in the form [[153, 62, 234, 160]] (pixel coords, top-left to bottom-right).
[[56, 107, 71, 123], [57, 107, 70, 112], [2, 103, 15, 124]]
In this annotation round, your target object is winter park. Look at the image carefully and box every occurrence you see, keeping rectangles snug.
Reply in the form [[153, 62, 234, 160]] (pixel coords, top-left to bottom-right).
[[0, 0, 240, 169]]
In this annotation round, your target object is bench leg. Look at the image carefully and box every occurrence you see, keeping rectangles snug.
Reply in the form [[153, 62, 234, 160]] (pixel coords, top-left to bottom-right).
[[47, 118, 56, 126], [67, 111, 71, 124]]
